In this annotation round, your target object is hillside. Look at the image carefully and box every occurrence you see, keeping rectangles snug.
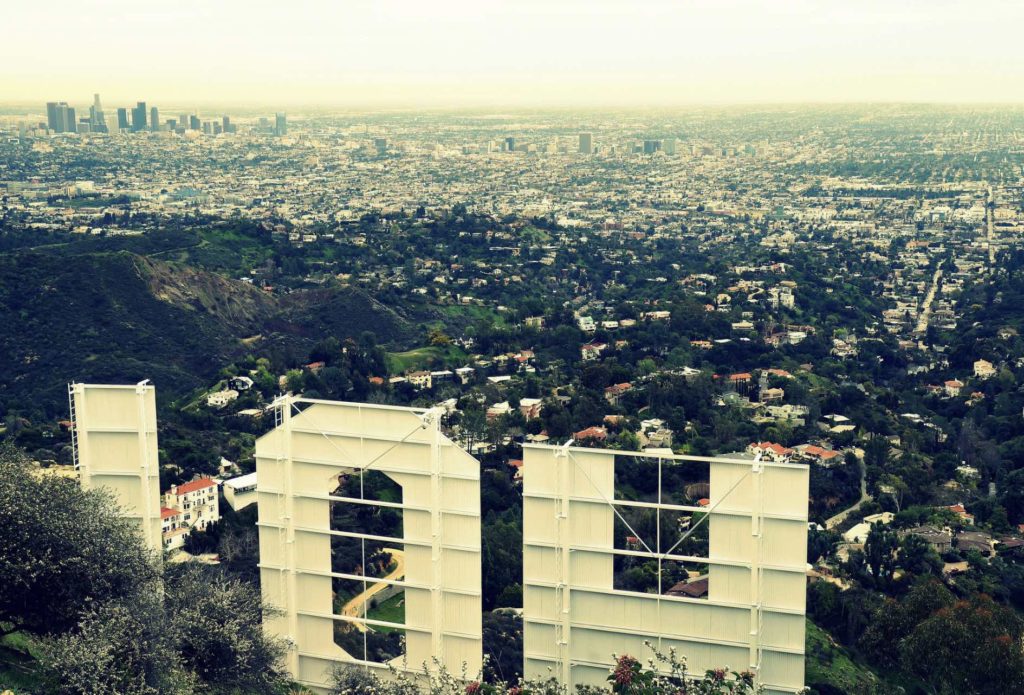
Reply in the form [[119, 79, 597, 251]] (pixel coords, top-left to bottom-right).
[[0, 251, 417, 417]]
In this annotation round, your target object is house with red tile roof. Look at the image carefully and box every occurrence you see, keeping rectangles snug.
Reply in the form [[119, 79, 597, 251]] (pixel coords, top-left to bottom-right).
[[162, 477, 220, 546], [604, 382, 633, 405], [796, 444, 842, 468], [574, 426, 608, 443], [747, 441, 794, 462], [160, 507, 189, 551], [947, 503, 975, 525]]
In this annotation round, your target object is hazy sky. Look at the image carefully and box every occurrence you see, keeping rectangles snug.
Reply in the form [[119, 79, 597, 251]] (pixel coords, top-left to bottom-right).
[[3, 0, 1024, 107]]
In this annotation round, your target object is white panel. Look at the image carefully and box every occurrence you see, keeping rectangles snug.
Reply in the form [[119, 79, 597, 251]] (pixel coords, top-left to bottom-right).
[[523, 449, 559, 496], [568, 550, 613, 590], [524, 585, 559, 620], [710, 513, 755, 561], [73, 383, 162, 555], [442, 478, 480, 514], [568, 500, 614, 548], [709, 461, 753, 513], [256, 464, 284, 494], [759, 650, 805, 692], [523, 445, 807, 694], [762, 518, 809, 568], [523, 497, 558, 543], [256, 398, 482, 690], [763, 467, 810, 519], [570, 627, 648, 664], [761, 612, 806, 652], [567, 450, 614, 500], [762, 570, 806, 612], [524, 544, 560, 583], [524, 622, 559, 659], [708, 564, 751, 604]]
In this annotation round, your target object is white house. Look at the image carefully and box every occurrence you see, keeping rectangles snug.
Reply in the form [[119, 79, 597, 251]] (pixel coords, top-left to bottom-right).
[[974, 359, 996, 379], [407, 371, 432, 390], [161, 507, 188, 550], [223, 472, 258, 511], [207, 389, 239, 409], [163, 477, 220, 532]]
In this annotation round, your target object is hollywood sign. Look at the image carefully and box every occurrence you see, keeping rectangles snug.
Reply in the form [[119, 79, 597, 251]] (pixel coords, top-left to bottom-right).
[[71, 387, 808, 694]]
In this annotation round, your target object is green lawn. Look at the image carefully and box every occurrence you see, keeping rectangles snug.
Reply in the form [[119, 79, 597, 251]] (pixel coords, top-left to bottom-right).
[[0, 631, 42, 692], [386, 345, 468, 374], [438, 303, 509, 328], [366, 593, 405, 633], [805, 619, 887, 694]]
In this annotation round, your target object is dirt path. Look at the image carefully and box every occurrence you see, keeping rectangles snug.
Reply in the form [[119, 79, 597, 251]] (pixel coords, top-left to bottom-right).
[[341, 548, 405, 632]]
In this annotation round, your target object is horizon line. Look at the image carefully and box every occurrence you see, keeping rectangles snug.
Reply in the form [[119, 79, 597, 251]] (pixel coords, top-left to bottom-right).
[[4, 98, 1024, 112]]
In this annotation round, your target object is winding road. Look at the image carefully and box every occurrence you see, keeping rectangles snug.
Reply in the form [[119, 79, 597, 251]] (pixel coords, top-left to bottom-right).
[[341, 548, 405, 633], [914, 261, 944, 336], [825, 457, 871, 530]]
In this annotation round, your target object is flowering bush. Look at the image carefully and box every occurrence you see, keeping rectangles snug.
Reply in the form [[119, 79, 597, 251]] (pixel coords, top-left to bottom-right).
[[605, 645, 762, 695], [329, 643, 767, 695]]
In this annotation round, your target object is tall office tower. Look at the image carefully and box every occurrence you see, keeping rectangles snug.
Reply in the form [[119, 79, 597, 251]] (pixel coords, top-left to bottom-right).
[[662, 137, 677, 155], [274, 112, 287, 136], [46, 102, 62, 131], [505, 136, 516, 152], [579, 132, 593, 154], [180, 113, 188, 129], [373, 137, 387, 155], [643, 139, 662, 155], [202, 121, 212, 134], [149, 107, 159, 131], [213, 122, 222, 135], [46, 101, 74, 133], [117, 108, 129, 131], [189, 114, 200, 130], [131, 102, 147, 131], [222, 115, 231, 133], [90, 93, 107, 133]]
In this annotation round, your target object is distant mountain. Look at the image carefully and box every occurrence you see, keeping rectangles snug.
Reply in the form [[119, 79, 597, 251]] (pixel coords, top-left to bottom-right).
[[0, 251, 417, 417]]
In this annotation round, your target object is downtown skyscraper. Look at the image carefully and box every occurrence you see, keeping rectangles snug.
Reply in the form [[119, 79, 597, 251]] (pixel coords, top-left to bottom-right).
[[46, 102, 76, 133], [89, 94, 108, 133], [131, 101, 147, 132]]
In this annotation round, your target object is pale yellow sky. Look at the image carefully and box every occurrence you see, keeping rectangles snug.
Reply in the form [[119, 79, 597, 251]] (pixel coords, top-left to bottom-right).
[[2, 0, 1023, 107]]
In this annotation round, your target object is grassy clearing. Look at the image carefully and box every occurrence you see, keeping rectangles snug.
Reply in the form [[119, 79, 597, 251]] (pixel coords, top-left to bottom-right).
[[366, 593, 405, 633], [805, 619, 886, 694], [0, 631, 42, 691], [438, 303, 509, 328], [386, 345, 468, 374]]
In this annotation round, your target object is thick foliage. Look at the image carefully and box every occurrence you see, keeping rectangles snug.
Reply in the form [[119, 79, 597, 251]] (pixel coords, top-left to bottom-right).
[[0, 442, 158, 636]]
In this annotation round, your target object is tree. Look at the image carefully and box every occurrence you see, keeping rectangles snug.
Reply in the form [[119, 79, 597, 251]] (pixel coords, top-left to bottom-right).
[[898, 533, 942, 578], [163, 563, 288, 694], [863, 523, 898, 586], [0, 443, 158, 636], [2, 443, 289, 693], [863, 436, 890, 471], [859, 578, 955, 669], [900, 595, 1024, 695], [37, 593, 193, 695], [807, 528, 839, 565]]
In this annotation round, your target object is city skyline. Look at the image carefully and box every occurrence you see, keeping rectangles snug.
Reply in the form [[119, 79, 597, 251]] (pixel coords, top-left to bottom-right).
[[4, 0, 1024, 107]]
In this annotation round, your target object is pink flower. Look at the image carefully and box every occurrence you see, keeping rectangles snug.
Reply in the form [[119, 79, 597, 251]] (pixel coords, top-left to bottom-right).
[[613, 655, 639, 686], [465, 682, 481, 695]]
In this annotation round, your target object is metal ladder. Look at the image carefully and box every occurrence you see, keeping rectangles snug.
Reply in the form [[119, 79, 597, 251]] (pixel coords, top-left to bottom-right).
[[67, 383, 80, 471]]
